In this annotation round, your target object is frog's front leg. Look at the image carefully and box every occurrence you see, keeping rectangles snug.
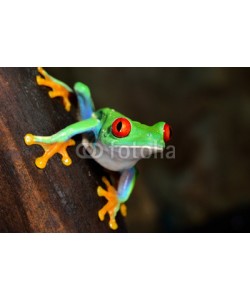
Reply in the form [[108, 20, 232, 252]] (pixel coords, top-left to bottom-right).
[[36, 67, 73, 111], [24, 134, 75, 169], [97, 167, 136, 230], [24, 118, 100, 169]]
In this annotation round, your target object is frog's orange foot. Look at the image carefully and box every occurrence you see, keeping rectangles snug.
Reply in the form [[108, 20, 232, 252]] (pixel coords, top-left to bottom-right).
[[120, 204, 127, 217], [36, 67, 72, 112], [24, 133, 75, 169], [97, 176, 122, 230]]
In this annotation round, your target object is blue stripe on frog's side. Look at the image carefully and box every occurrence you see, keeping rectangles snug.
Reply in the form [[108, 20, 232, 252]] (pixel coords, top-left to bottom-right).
[[74, 82, 95, 120], [118, 167, 137, 203]]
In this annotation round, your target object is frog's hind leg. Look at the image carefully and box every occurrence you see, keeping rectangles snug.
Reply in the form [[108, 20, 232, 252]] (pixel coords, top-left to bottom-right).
[[97, 176, 120, 230], [73, 82, 95, 120], [97, 168, 136, 230], [36, 67, 73, 112]]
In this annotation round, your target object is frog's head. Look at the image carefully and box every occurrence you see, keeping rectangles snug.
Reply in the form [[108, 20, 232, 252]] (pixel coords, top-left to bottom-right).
[[97, 108, 172, 160]]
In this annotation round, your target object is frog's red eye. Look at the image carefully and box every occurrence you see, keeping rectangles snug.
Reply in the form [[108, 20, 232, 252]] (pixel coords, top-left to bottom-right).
[[164, 123, 172, 143], [111, 118, 132, 138]]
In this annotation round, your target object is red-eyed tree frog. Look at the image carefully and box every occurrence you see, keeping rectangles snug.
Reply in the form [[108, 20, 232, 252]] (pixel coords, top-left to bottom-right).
[[24, 68, 172, 230]]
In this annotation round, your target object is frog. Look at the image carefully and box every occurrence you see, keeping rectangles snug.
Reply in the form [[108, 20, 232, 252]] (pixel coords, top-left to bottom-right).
[[24, 67, 172, 230]]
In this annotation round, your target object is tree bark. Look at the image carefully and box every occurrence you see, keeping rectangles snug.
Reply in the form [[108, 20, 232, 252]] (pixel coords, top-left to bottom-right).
[[0, 67, 126, 232]]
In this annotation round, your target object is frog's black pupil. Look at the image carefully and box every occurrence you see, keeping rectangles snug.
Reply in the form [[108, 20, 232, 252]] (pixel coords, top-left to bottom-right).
[[169, 127, 172, 139], [117, 121, 122, 132]]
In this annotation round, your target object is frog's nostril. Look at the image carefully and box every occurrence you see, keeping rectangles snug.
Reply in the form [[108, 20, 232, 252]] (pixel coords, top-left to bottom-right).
[[163, 123, 172, 143]]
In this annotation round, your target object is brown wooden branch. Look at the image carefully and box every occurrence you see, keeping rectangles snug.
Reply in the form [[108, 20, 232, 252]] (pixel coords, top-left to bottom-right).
[[0, 67, 126, 232]]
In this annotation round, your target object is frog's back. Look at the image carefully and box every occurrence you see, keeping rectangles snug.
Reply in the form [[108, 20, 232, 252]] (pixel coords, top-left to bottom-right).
[[95, 107, 128, 124]]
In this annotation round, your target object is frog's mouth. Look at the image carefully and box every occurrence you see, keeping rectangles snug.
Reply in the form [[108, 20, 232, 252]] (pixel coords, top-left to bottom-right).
[[82, 139, 165, 171], [111, 145, 164, 159]]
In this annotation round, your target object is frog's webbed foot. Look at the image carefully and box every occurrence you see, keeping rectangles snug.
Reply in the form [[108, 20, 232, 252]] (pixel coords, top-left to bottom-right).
[[97, 176, 126, 230], [120, 203, 127, 217], [36, 67, 72, 112], [24, 133, 75, 169]]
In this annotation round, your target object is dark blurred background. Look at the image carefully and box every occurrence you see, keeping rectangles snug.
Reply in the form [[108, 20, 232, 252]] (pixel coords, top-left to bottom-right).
[[48, 68, 250, 233]]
